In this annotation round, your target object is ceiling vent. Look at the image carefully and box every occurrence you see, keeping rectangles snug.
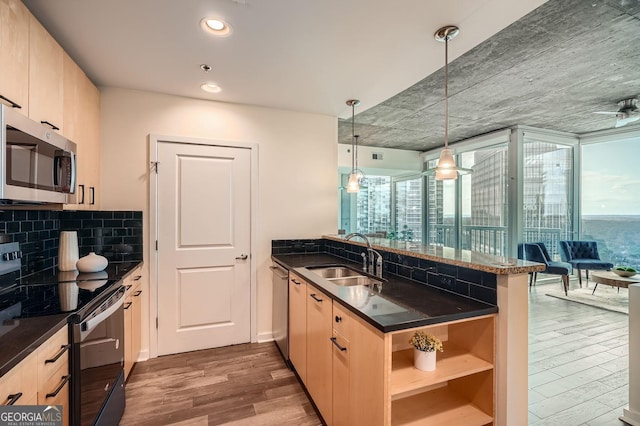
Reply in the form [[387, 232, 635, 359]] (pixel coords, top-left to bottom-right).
[[372, 152, 384, 160]]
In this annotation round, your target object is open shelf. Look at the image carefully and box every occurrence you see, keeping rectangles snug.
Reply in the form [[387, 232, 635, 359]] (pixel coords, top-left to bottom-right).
[[391, 386, 493, 426], [390, 344, 493, 399]]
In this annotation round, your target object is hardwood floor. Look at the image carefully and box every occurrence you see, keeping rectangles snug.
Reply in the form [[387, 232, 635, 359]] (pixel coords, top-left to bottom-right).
[[120, 343, 321, 426], [528, 279, 629, 425], [122, 279, 630, 426]]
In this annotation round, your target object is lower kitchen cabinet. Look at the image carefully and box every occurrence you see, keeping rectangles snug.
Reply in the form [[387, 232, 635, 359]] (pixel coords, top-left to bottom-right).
[[38, 326, 71, 425], [288, 274, 307, 383], [124, 268, 143, 379], [287, 272, 495, 426], [0, 350, 38, 406], [306, 283, 333, 423], [1, 325, 70, 425]]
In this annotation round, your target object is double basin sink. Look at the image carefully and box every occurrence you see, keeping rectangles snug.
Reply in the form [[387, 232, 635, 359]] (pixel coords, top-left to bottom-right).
[[306, 265, 384, 287]]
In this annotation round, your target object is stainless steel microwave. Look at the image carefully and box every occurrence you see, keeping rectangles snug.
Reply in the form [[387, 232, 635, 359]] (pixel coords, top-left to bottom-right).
[[0, 105, 76, 204]]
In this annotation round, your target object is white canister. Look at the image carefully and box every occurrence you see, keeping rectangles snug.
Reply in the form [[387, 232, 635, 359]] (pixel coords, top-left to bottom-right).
[[414, 348, 437, 371], [76, 252, 108, 273], [58, 231, 79, 271]]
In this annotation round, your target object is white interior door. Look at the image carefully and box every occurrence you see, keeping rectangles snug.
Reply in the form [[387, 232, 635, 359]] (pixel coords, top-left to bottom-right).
[[156, 141, 251, 356]]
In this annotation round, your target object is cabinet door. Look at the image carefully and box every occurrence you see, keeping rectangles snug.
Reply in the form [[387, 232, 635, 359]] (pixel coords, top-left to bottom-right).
[[0, 0, 30, 111], [131, 277, 143, 367], [124, 289, 134, 378], [306, 284, 333, 424], [331, 330, 350, 426], [29, 15, 64, 132], [0, 351, 37, 406], [288, 275, 307, 382]]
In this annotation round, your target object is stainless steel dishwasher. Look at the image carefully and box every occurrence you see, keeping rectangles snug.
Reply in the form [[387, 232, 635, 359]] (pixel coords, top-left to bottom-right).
[[270, 262, 289, 363]]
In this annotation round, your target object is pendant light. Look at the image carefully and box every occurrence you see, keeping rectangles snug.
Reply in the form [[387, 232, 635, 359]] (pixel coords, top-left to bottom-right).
[[424, 25, 472, 180], [346, 99, 364, 193]]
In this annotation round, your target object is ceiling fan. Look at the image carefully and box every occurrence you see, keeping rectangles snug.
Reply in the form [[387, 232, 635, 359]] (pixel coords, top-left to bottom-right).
[[594, 98, 640, 127]]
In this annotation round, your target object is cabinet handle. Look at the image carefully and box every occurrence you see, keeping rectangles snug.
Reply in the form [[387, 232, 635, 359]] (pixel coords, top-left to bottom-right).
[[90, 187, 95, 205], [335, 315, 342, 323], [0, 95, 21, 109], [133, 275, 142, 281], [40, 120, 60, 131], [133, 290, 142, 297], [292, 279, 301, 286], [78, 184, 85, 204], [45, 344, 71, 364], [6, 393, 22, 405], [125, 284, 132, 291], [124, 302, 132, 310], [46, 375, 71, 398], [330, 337, 347, 352], [310, 293, 323, 303]]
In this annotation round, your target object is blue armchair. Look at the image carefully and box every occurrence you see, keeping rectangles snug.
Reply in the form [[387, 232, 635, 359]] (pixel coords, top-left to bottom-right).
[[559, 240, 613, 287], [518, 242, 572, 295]]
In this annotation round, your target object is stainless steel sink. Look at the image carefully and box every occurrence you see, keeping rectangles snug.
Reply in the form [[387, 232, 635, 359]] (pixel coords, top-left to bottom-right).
[[326, 276, 384, 287], [307, 266, 363, 279]]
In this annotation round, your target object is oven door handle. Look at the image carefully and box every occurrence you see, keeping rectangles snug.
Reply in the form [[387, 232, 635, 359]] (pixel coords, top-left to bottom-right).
[[81, 288, 125, 333]]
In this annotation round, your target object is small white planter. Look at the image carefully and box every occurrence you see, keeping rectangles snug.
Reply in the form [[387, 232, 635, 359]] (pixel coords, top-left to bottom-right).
[[414, 348, 436, 371]]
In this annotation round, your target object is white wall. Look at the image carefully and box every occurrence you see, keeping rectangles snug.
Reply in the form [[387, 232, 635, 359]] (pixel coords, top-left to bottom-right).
[[338, 143, 422, 176], [99, 87, 338, 355]]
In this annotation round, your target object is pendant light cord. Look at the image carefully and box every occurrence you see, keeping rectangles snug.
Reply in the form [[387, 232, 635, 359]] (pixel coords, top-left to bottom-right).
[[351, 102, 356, 171], [444, 35, 449, 149]]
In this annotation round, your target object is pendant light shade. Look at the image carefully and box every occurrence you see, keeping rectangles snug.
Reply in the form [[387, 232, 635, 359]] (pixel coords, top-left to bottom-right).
[[423, 25, 472, 180], [346, 99, 365, 193]]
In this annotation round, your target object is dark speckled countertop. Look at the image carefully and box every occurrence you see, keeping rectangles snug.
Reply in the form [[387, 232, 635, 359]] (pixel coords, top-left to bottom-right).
[[273, 253, 497, 333], [0, 261, 143, 377]]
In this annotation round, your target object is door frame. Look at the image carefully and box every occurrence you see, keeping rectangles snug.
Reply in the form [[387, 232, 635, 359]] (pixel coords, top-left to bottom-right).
[[148, 134, 259, 359]]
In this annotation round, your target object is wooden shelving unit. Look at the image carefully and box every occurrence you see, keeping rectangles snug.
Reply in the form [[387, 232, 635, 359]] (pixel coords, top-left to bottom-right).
[[387, 314, 496, 426]]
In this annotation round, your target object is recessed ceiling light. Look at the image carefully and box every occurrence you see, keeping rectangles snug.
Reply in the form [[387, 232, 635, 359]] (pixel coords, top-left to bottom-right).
[[201, 82, 222, 93], [201, 18, 232, 36]]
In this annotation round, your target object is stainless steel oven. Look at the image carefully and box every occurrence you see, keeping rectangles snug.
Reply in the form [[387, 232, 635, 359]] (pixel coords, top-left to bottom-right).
[[0, 104, 76, 204], [71, 286, 126, 426]]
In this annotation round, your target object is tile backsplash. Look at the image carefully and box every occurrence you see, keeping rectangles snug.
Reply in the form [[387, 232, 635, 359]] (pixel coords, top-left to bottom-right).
[[0, 210, 143, 277]]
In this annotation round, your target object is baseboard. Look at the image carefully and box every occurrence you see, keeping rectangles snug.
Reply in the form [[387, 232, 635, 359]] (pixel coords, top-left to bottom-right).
[[256, 332, 274, 343], [136, 349, 150, 362]]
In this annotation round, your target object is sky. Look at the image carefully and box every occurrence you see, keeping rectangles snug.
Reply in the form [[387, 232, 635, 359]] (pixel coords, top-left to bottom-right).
[[582, 136, 640, 216]]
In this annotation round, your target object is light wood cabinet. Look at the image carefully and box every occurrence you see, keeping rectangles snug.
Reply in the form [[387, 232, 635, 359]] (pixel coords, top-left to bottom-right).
[[124, 268, 143, 379], [63, 53, 101, 209], [306, 284, 333, 423], [28, 14, 64, 133], [288, 273, 495, 426], [0, 0, 30, 111], [288, 273, 307, 383], [0, 350, 38, 406], [1, 325, 70, 425], [387, 315, 495, 426], [37, 326, 71, 426]]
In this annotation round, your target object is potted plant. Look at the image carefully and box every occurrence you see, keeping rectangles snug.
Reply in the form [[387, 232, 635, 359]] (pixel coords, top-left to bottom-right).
[[409, 331, 443, 371]]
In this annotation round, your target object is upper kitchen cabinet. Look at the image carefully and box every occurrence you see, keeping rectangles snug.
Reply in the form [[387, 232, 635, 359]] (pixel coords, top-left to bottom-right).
[[63, 53, 101, 209], [28, 14, 64, 133], [0, 0, 30, 111]]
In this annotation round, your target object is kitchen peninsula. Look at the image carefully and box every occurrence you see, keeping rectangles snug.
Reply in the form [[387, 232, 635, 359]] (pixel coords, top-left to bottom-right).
[[272, 235, 544, 426]]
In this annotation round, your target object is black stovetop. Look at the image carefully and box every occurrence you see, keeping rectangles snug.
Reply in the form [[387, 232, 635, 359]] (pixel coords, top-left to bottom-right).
[[0, 262, 139, 320]]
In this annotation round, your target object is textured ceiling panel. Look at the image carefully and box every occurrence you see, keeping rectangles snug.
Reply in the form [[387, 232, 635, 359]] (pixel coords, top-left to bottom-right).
[[339, 0, 640, 151]]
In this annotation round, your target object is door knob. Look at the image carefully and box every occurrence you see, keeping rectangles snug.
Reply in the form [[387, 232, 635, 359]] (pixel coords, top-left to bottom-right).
[[235, 254, 248, 260]]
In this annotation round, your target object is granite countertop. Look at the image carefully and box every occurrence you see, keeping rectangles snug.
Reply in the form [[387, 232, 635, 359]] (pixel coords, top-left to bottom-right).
[[323, 234, 545, 275], [0, 260, 143, 377], [273, 253, 498, 333]]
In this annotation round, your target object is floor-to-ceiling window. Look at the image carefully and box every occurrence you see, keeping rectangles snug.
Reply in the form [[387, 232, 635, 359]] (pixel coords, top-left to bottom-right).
[[581, 135, 640, 268], [521, 137, 575, 260], [394, 177, 423, 243], [425, 159, 456, 246]]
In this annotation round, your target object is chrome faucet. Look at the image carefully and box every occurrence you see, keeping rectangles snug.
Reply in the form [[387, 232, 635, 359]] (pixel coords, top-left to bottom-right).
[[345, 233, 383, 278]]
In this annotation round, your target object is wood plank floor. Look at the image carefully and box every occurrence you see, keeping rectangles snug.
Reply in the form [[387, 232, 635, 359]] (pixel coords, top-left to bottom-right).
[[528, 279, 629, 425], [122, 279, 630, 426], [120, 342, 321, 426]]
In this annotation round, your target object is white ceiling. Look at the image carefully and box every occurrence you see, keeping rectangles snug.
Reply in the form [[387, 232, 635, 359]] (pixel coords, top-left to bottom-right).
[[23, 0, 546, 119]]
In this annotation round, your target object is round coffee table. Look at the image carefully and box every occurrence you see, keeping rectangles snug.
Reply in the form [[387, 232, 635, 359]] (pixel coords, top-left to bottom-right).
[[590, 271, 640, 294]]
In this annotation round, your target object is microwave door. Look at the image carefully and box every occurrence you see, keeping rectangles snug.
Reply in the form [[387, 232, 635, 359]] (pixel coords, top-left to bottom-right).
[[6, 142, 37, 189]]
